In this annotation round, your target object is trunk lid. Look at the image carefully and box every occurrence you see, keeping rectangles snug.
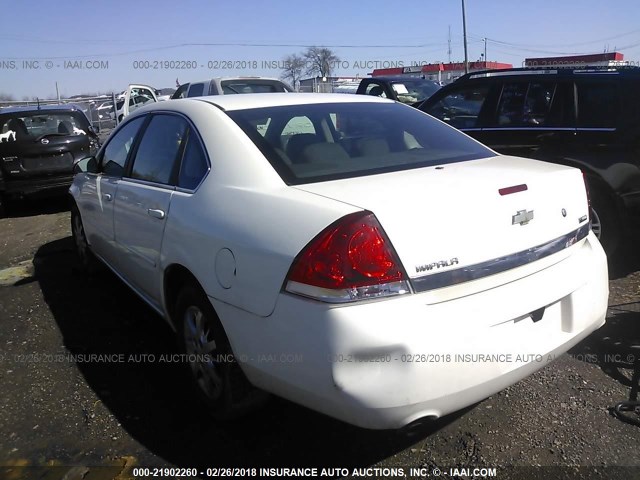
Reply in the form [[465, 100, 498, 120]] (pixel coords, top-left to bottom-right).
[[294, 155, 590, 286]]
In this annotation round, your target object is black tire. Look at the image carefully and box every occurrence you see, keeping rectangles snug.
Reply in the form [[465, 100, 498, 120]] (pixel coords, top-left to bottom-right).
[[70, 204, 100, 274], [589, 188, 621, 257], [176, 285, 267, 420], [0, 193, 6, 218]]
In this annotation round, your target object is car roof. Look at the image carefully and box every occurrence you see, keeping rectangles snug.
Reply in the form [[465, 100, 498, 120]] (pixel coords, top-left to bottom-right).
[[456, 65, 640, 82], [370, 76, 438, 82], [155, 92, 392, 112], [0, 103, 86, 115]]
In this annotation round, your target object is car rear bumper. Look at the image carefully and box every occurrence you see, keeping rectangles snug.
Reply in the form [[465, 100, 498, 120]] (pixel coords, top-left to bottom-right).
[[211, 232, 608, 429], [0, 175, 74, 197]]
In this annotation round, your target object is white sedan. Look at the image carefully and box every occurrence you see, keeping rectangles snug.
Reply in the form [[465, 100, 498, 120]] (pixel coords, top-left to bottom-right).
[[69, 93, 608, 429]]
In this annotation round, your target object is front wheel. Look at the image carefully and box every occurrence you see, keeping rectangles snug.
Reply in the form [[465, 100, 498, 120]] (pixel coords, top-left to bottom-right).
[[176, 285, 267, 420], [70, 204, 100, 273]]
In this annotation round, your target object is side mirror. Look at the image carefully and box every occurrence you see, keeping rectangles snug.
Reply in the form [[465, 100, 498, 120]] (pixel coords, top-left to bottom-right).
[[73, 156, 98, 174]]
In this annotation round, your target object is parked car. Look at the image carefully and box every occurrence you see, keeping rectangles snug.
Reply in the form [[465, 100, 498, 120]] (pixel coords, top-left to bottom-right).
[[0, 104, 99, 215], [356, 76, 441, 105], [419, 66, 640, 256], [69, 93, 608, 429], [171, 77, 292, 99], [114, 84, 158, 123]]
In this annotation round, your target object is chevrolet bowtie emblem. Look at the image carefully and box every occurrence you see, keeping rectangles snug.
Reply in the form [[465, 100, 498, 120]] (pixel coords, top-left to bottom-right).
[[512, 209, 534, 226]]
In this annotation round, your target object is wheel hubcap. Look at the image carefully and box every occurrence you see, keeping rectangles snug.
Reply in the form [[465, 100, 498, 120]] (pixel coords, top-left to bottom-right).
[[73, 215, 88, 260], [590, 207, 602, 240], [183, 306, 223, 400]]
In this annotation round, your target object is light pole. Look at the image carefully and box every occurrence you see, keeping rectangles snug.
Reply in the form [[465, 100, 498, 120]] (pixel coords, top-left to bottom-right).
[[462, 0, 469, 74]]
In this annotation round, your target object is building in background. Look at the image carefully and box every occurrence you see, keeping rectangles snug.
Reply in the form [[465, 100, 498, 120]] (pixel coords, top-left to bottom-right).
[[524, 52, 628, 68], [370, 61, 513, 84]]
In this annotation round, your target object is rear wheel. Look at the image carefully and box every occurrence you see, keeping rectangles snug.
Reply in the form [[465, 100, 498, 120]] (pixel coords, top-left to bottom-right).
[[176, 285, 267, 420], [590, 188, 620, 257]]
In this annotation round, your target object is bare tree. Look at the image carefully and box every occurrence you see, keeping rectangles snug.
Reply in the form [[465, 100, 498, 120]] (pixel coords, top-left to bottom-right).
[[0, 93, 15, 101], [281, 54, 305, 90], [303, 47, 340, 78]]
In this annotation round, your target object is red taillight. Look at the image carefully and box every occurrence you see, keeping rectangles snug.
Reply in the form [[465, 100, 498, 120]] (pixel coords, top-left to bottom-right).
[[286, 212, 409, 302]]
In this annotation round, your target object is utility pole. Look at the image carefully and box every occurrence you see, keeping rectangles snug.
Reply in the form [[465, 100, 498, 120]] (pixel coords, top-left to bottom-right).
[[448, 25, 452, 63], [461, 0, 469, 74], [484, 38, 487, 65]]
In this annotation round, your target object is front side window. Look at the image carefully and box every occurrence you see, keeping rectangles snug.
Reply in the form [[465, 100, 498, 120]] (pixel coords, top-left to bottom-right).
[[365, 83, 387, 98], [187, 83, 205, 97], [494, 82, 558, 127], [129, 114, 188, 185], [101, 116, 145, 177], [228, 102, 495, 185], [173, 84, 189, 99], [426, 85, 489, 129]]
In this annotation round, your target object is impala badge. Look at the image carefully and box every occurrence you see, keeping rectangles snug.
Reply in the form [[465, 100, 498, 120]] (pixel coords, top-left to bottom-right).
[[512, 209, 534, 226]]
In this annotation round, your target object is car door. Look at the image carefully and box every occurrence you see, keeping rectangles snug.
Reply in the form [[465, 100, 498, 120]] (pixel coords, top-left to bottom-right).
[[477, 79, 576, 158], [78, 116, 146, 266], [121, 84, 158, 118], [574, 78, 622, 155], [112, 113, 189, 307]]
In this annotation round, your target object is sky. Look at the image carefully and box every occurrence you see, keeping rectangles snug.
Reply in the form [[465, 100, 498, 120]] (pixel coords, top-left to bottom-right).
[[1, 0, 639, 99]]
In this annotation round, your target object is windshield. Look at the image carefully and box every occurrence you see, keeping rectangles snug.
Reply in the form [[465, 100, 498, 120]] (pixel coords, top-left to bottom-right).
[[391, 79, 441, 104], [227, 101, 495, 185], [0, 111, 90, 143]]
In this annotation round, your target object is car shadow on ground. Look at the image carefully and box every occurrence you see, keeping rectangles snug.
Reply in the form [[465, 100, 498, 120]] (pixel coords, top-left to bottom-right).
[[34, 237, 468, 469], [608, 228, 640, 279], [570, 304, 640, 425], [4, 195, 69, 219]]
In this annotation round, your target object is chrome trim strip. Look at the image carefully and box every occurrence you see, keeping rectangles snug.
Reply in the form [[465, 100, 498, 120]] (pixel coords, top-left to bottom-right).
[[411, 224, 590, 293], [480, 127, 576, 132]]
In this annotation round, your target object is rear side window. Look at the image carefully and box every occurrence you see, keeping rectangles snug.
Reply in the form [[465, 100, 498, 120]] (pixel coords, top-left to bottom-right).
[[227, 102, 495, 185], [577, 82, 618, 128], [129, 115, 188, 184], [178, 131, 209, 190], [494, 82, 561, 127], [426, 85, 489, 129], [101, 116, 145, 177]]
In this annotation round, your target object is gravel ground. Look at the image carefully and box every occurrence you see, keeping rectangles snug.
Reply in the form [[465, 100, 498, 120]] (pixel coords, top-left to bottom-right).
[[0, 199, 639, 480]]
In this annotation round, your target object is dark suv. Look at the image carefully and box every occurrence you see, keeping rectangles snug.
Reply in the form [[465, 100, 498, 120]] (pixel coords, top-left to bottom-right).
[[0, 104, 99, 215], [419, 66, 640, 256]]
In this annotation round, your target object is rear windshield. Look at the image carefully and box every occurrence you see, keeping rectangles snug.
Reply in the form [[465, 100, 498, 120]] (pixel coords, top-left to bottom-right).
[[221, 80, 290, 94], [226, 101, 495, 185], [0, 111, 90, 143]]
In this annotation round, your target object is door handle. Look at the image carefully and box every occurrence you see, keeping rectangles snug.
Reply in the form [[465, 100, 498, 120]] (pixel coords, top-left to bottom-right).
[[102, 193, 112, 202], [147, 208, 165, 219]]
